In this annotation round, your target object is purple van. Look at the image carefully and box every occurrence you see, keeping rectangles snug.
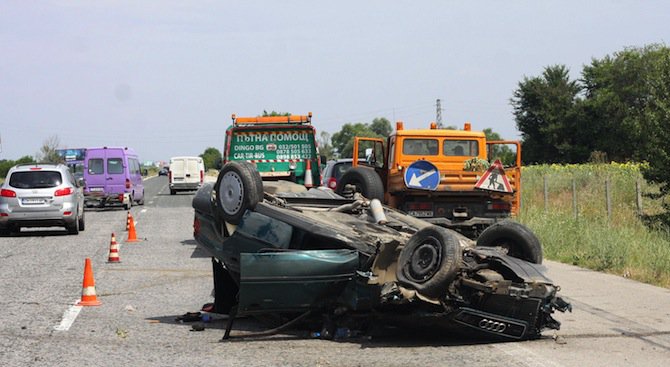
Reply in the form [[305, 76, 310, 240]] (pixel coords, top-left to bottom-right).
[[83, 147, 145, 209]]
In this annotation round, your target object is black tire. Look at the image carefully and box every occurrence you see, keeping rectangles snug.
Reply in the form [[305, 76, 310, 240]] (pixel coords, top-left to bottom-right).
[[396, 226, 462, 298], [335, 167, 384, 201], [67, 219, 80, 235], [78, 209, 85, 231], [170, 189, 176, 195], [476, 220, 543, 264], [214, 161, 263, 225]]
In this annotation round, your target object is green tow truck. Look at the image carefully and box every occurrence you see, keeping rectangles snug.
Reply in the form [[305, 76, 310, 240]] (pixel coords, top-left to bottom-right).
[[223, 113, 321, 187]]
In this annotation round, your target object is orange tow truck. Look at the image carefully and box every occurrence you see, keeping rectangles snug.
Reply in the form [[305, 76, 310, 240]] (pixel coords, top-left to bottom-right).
[[338, 121, 521, 238]]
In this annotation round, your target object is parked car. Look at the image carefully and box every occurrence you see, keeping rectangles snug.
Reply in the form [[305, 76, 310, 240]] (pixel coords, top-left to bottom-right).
[[321, 158, 363, 190], [158, 167, 169, 176], [168, 156, 205, 195], [0, 163, 85, 235], [192, 162, 570, 341], [83, 146, 145, 209]]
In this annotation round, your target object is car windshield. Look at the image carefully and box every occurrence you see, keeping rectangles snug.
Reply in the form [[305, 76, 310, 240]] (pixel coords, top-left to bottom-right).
[[9, 171, 63, 189]]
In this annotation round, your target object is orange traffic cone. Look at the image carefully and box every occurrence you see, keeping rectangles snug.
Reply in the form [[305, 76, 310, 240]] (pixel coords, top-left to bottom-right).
[[77, 258, 102, 306], [107, 233, 120, 263], [304, 159, 314, 188], [126, 216, 141, 243], [126, 211, 131, 231]]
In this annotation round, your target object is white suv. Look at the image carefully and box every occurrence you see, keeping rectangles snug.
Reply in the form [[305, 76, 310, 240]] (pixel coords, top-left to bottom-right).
[[0, 163, 85, 235]]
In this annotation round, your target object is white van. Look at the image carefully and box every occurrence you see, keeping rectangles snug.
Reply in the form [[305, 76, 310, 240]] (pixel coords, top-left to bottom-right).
[[168, 156, 205, 195]]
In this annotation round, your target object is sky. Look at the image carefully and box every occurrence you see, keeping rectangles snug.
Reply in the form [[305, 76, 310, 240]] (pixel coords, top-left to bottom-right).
[[1, 1, 668, 162]]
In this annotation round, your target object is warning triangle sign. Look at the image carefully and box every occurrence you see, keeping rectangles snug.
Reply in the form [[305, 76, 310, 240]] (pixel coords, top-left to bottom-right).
[[474, 159, 513, 193]]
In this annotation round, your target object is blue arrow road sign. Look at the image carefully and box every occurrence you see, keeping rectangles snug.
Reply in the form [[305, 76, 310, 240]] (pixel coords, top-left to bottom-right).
[[404, 160, 440, 190]]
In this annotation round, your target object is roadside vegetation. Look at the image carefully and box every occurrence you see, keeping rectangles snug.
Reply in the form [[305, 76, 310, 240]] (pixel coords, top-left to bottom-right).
[[519, 163, 670, 287]]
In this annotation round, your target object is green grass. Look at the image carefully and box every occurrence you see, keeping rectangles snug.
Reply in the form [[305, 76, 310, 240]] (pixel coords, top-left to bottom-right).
[[519, 163, 670, 288]]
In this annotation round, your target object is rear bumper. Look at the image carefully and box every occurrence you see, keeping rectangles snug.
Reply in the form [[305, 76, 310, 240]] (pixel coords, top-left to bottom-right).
[[0, 210, 77, 229], [170, 182, 202, 191], [84, 192, 130, 205]]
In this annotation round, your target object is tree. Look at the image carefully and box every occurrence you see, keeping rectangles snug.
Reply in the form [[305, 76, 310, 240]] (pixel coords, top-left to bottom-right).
[[636, 46, 670, 199], [262, 110, 290, 117], [0, 155, 35, 178], [200, 147, 222, 170], [36, 135, 62, 163], [580, 47, 663, 162], [483, 128, 516, 166], [514, 45, 670, 165], [318, 131, 335, 160], [331, 122, 383, 158], [511, 65, 585, 164], [369, 117, 393, 137]]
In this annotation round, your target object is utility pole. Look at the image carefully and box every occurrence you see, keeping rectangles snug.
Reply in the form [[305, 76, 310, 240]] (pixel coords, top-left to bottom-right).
[[436, 99, 443, 128]]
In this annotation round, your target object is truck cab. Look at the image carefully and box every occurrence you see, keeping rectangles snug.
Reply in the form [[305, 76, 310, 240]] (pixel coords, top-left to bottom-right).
[[347, 121, 521, 238], [223, 113, 321, 187]]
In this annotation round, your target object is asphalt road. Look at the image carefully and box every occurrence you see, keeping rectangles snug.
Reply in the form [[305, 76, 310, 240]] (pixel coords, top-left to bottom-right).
[[1, 175, 670, 366]]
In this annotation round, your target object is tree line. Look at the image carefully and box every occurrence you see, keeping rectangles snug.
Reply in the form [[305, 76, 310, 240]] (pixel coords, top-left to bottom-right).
[[512, 43, 670, 213]]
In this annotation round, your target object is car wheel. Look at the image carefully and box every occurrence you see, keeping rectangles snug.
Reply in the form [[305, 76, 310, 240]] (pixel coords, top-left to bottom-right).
[[476, 220, 543, 264], [78, 210, 86, 231], [170, 189, 176, 195], [214, 161, 263, 225], [335, 167, 384, 201], [67, 219, 80, 235], [396, 225, 462, 298], [124, 196, 132, 210]]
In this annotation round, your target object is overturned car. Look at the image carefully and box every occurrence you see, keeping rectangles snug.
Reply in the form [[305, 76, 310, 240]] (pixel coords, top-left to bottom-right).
[[192, 162, 570, 341]]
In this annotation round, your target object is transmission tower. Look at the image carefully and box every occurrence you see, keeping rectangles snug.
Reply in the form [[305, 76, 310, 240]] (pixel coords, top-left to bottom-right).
[[436, 99, 443, 127]]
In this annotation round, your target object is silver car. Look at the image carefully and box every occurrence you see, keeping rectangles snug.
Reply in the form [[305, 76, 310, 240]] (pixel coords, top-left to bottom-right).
[[0, 163, 85, 235]]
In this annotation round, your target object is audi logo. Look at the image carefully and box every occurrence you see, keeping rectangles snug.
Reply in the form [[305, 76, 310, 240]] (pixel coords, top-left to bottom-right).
[[478, 318, 507, 333]]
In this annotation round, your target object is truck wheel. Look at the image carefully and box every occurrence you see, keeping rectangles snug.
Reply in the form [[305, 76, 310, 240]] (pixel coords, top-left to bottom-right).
[[476, 220, 543, 264], [214, 161, 263, 225], [335, 167, 384, 201], [396, 226, 462, 298]]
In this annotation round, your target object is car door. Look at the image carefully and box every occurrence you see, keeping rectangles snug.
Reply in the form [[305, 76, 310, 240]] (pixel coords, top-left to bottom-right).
[[84, 149, 107, 194], [184, 158, 199, 185], [237, 249, 360, 314], [104, 149, 127, 195], [128, 158, 144, 201]]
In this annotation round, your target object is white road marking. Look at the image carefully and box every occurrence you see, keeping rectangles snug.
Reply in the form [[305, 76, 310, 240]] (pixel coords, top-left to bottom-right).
[[148, 201, 154, 205], [53, 299, 83, 331], [140, 209, 147, 214]]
